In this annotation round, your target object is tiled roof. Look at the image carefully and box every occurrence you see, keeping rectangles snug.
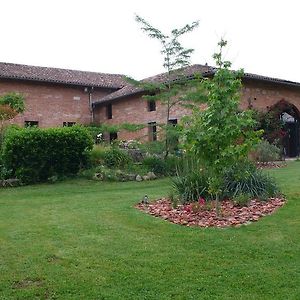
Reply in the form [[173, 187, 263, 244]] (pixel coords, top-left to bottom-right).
[[94, 64, 213, 104], [243, 72, 300, 87], [0, 62, 127, 89], [94, 64, 300, 105]]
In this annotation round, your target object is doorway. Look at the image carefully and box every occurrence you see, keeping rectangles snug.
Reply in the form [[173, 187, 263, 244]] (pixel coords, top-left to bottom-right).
[[275, 101, 300, 158]]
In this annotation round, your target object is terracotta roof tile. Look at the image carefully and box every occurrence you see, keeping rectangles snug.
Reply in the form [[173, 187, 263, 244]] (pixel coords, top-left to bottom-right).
[[0, 62, 127, 89], [94, 64, 213, 104], [94, 64, 300, 105]]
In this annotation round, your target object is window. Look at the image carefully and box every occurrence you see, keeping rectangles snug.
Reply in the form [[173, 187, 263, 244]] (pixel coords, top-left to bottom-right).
[[147, 100, 156, 112], [24, 121, 39, 127], [148, 122, 157, 141], [106, 104, 112, 119], [63, 122, 76, 127], [168, 119, 178, 126], [109, 132, 118, 143], [168, 119, 178, 149]]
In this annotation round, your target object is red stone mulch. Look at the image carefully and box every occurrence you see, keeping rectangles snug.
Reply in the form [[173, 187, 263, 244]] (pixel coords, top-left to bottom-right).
[[136, 197, 285, 228], [256, 161, 287, 169]]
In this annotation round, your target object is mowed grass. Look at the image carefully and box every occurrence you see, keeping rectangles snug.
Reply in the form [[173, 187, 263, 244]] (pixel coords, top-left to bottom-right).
[[0, 163, 299, 299]]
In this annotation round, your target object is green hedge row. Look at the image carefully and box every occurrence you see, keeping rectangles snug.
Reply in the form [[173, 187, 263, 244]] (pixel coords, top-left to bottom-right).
[[1, 126, 93, 183]]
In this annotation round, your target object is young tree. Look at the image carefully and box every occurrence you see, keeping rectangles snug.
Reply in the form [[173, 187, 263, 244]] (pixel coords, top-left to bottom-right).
[[135, 15, 199, 157], [0, 92, 25, 145], [182, 39, 262, 212]]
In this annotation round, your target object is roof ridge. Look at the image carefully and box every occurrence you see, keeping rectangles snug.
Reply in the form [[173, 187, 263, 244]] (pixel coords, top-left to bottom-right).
[[0, 61, 125, 77], [0, 61, 127, 89]]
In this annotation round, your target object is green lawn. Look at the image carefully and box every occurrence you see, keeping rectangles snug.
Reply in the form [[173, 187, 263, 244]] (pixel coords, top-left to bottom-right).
[[0, 163, 299, 299]]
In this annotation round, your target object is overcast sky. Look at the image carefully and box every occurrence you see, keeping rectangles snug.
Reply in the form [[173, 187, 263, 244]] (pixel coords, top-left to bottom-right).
[[1, 0, 299, 81]]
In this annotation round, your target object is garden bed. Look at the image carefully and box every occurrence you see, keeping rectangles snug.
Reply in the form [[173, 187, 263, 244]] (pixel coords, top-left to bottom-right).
[[136, 197, 285, 228], [256, 161, 287, 169]]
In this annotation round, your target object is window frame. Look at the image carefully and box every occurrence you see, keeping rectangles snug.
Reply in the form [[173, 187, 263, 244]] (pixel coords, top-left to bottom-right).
[[24, 120, 39, 127], [106, 103, 113, 119], [148, 121, 157, 141]]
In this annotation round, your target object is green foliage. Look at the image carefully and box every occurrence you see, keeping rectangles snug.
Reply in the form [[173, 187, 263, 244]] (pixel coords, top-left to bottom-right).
[[141, 155, 178, 176], [223, 160, 280, 200], [0, 93, 25, 147], [171, 155, 210, 203], [253, 140, 281, 162], [85, 123, 146, 143], [89, 145, 110, 166], [0, 92, 25, 114], [102, 147, 132, 169], [182, 39, 262, 201], [232, 193, 251, 207], [253, 100, 295, 146], [135, 15, 199, 157], [142, 156, 166, 176], [139, 141, 165, 155], [1, 126, 93, 184], [172, 157, 280, 204]]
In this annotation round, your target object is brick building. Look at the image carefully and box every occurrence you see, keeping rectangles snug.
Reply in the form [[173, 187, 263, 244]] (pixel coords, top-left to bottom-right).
[[0, 62, 127, 127], [1, 62, 300, 157], [93, 65, 300, 157]]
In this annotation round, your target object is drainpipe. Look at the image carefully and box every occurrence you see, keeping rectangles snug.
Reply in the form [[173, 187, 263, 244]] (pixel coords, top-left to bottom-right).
[[85, 87, 94, 124]]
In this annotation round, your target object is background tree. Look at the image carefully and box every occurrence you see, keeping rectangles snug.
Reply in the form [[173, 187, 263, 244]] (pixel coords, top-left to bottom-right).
[[135, 15, 199, 157], [182, 39, 262, 212]]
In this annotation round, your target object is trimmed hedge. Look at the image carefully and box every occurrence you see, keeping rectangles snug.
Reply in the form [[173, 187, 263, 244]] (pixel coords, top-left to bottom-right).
[[2, 126, 93, 183]]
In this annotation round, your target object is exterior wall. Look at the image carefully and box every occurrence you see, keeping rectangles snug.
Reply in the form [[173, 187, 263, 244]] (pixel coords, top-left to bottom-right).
[[0, 79, 111, 127], [93, 95, 194, 141], [241, 79, 300, 112], [3, 76, 300, 135], [94, 80, 300, 141]]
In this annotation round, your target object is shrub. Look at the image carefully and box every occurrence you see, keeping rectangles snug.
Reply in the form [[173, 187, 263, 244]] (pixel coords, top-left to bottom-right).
[[103, 147, 132, 169], [223, 160, 280, 200], [232, 193, 251, 207], [142, 155, 179, 176], [139, 141, 165, 156], [2, 126, 93, 184], [165, 156, 179, 175], [171, 155, 210, 203], [89, 145, 110, 166], [252, 140, 281, 162], [142, 156, 166, 176], [84, 125, 105, 144], [171, 157, 280, 204]]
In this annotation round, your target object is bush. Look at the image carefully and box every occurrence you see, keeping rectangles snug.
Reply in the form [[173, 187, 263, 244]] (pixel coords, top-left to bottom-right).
[[171, 155, 210, 203], [142, 156, 167, 176], [89, 145, 110, 166], [232, 193, 251, 207], [252, 140, 281, 162], [171, 157, 280, 204], [103, 147, 132, 169], [223, 160, 280, 200], [139, 141, 165, 156], [2, 126, 93, 184]]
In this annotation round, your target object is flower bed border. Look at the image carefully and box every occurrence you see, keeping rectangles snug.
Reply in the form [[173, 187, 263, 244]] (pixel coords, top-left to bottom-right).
[[136, 197, 285, 228]]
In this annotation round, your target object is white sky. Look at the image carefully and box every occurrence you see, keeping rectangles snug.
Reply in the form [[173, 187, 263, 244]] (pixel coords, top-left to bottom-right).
[[1, 0, 299, 81]]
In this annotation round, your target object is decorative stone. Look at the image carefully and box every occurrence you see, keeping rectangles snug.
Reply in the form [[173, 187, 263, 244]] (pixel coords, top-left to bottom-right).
[[135, 197, 285, 228], [93, 173, 103, 180], [135, 175, 143, 182], [0, 178, 22, 187], [147, 172, 157, 180]]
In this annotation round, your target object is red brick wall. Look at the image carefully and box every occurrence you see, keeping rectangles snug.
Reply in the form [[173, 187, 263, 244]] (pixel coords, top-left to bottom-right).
[[94, 80, 300, 141], [93, 95, 193, 141], [241, 79, 300, 111], [0, 79, 112, 127]]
